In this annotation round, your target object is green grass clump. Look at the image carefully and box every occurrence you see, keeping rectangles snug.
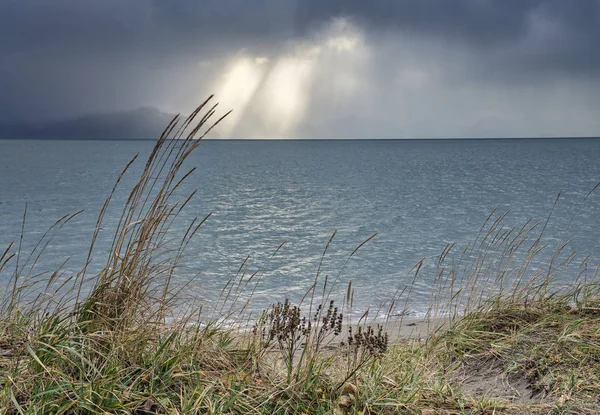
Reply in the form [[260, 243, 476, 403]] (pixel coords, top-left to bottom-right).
[[1, 97, 600, 414]]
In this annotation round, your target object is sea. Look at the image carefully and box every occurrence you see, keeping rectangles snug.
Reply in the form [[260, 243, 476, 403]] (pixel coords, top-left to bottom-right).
[[1, 138, 600, 321]]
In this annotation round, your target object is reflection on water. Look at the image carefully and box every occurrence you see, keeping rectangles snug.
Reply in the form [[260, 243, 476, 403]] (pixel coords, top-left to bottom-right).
[[1, 138, 600, 319]]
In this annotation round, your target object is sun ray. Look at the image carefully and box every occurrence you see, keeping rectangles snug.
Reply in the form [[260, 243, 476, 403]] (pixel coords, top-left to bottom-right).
[[212, 56, 267, 137]]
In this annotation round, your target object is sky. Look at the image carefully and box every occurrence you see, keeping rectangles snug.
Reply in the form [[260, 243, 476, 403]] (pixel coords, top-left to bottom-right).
[[1, 0, 600, 138]]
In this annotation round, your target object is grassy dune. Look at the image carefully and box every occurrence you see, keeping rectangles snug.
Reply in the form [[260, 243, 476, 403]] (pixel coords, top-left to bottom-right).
[[1, 98, 599, 414]]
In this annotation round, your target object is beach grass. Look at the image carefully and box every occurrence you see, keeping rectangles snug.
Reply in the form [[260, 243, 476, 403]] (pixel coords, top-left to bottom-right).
[[1, 97, 599, 414]]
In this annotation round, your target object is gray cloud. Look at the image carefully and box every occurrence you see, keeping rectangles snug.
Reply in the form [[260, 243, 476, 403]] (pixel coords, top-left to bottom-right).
[[1, 0, 599, 137]]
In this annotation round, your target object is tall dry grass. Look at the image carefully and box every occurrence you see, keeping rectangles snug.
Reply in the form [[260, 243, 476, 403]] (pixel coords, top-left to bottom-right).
[[0, 97, 599, 414]]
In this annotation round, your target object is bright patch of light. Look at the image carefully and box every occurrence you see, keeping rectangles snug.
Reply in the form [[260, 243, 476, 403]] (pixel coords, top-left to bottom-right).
[[257, 55, 316, 136], [255, 56, 269, 65], [211, 17, 370, 138], [213, 56, 266, 136], [325, 17, 361, 52], [327, 36, 358, 52]]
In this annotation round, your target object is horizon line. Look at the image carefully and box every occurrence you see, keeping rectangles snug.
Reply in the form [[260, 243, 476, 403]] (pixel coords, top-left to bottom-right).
[[1, 136, 600, 142]]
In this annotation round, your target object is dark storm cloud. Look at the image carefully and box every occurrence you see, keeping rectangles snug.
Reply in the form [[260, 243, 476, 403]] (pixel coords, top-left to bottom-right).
[[148, 0, 600, 70], [1, 0, 599, 136], [303, 0, 598, 43], [3, 1, 599, 63]]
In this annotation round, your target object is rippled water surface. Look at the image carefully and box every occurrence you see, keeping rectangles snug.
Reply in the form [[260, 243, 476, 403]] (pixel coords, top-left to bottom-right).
[[1, 139, 600, 319]]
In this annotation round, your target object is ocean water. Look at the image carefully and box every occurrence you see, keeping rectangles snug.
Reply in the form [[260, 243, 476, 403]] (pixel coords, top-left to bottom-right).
[[1, 138, 600, 320]]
